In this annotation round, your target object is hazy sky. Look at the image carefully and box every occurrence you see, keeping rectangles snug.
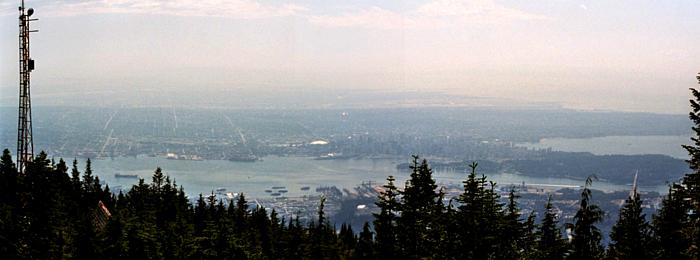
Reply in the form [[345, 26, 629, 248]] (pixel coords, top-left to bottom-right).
[[0, 0, 699, 113]]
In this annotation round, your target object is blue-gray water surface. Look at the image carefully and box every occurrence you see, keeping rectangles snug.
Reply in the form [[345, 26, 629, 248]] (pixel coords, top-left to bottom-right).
[[91, 155, 668, 199]]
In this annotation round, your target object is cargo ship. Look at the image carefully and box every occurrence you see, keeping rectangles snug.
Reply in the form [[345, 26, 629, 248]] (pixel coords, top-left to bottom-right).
[[227, 153, 259, 162], [115, 173, 138, 179]]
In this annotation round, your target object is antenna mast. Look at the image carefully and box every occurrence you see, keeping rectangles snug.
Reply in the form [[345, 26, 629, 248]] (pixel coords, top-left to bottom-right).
[[630, 170, 639, 198], [17, 0, 37, 174]]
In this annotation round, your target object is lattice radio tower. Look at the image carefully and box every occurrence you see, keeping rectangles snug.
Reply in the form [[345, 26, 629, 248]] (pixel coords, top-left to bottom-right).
[[17, 0, 37, 174]]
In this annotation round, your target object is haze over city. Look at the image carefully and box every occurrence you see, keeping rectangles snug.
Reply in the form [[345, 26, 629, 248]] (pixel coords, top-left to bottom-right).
[[1, 0, 699, 113]]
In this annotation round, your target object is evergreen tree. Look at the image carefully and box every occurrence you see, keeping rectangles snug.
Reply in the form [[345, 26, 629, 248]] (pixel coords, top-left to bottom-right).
[[652, 184, 692, 260], [234, 193, 249, 235], [521, 211, 538, 260], [338, 223, 356, 255], [352, 222, 375, 259], [0, 149, 21, 258], [23, 152, 55, 258], [535, 195, 566, 260], [70, 159, 80, 191], [82, 158, 94, 194], [608, 191, 652, 259], [440, 198, 460, 259], [250, 206, 274, 259], [193, 193, 208, 235], [456, 162, 504, 259], [310, 196, 339, 259], [151, 167, 165, 191], [373, 175, 400, 258], [284, 216, 305, 259], [681, 77, 700, 258], [494, 187, 527, 259], [396, 156, 443, 259], [569, 176, 605, 260], [99, 213, 128, 258]]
